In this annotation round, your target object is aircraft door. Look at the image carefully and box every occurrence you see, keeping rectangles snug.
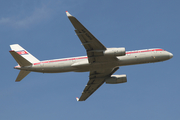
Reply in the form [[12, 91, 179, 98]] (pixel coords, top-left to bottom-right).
[[40, 63, 44, 71]]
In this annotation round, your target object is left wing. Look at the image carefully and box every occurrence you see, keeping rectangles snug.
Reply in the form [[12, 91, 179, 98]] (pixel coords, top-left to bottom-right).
[[66, 11, 118, 63], [66, 11, 106, 51]]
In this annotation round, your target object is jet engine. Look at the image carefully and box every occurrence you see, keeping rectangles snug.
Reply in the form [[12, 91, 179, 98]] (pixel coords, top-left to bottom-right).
[[105, 74, 127, 84], [103, 47, 126, 56]]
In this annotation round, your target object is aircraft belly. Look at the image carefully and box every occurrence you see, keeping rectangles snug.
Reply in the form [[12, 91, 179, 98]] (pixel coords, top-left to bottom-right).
[[72, 60, 118, 72]]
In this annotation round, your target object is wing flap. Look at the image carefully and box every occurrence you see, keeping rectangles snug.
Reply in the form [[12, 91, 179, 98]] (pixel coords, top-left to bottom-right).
[[74, 29, 106, 51]]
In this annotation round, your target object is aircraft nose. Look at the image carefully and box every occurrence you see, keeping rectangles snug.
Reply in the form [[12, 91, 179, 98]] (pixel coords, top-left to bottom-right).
[[169, 52, 173, 59]]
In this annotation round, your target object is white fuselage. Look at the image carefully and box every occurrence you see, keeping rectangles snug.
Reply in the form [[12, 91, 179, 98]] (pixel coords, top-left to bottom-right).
[[15, 48, 173, 73]]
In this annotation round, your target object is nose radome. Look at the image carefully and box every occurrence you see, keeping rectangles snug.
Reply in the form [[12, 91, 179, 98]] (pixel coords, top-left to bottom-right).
[[169, 53, 173, 59]]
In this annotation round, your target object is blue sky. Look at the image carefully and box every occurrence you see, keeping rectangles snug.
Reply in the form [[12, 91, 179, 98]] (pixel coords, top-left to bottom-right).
[[1, 0, 179, 120]]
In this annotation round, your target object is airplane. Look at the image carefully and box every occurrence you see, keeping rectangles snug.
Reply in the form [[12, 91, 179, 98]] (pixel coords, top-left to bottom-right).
[[9, 11, 173, 101]]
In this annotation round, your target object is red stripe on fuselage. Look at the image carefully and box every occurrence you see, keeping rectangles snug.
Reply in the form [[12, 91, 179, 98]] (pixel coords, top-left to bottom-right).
[[33, 56, 88, 65], [126, 49, 164, 54], [33, 49, 164, 65]]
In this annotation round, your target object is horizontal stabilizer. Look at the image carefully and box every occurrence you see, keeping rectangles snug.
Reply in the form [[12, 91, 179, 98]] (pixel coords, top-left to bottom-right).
[[16, 70, 31, 82]]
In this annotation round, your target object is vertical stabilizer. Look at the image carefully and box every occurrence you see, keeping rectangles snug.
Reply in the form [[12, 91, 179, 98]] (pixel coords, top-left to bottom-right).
[[10, 44, 40, 63], [16, 70, 31, 82]]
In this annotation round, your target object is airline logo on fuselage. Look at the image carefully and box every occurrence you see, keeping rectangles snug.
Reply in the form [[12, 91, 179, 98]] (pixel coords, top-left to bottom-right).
[[17, 50, 28, 55]]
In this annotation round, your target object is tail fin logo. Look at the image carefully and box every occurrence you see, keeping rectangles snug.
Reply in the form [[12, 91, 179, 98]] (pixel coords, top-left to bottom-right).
[[17, 50, 28, 55]]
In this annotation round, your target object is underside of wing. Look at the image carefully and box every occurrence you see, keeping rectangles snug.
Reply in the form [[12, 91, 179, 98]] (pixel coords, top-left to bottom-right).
[[66, 11, 118, 63], [66, 11, 120, 101], [78, 67, 119, 101], [66, 11, 106, 51]]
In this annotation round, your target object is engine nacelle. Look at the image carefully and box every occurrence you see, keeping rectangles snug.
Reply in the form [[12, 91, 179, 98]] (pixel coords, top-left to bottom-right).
[[105, 74, 127, 84], [103, 47, 126, 56]]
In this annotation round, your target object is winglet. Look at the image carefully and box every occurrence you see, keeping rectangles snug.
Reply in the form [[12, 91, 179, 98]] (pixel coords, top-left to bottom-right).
[[66, 11, 72, 17], [76, 97, 79, 101]]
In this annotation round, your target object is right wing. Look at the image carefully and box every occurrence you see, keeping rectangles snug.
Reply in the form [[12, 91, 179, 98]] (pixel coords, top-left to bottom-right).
[[78, 67, 119, 101]]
